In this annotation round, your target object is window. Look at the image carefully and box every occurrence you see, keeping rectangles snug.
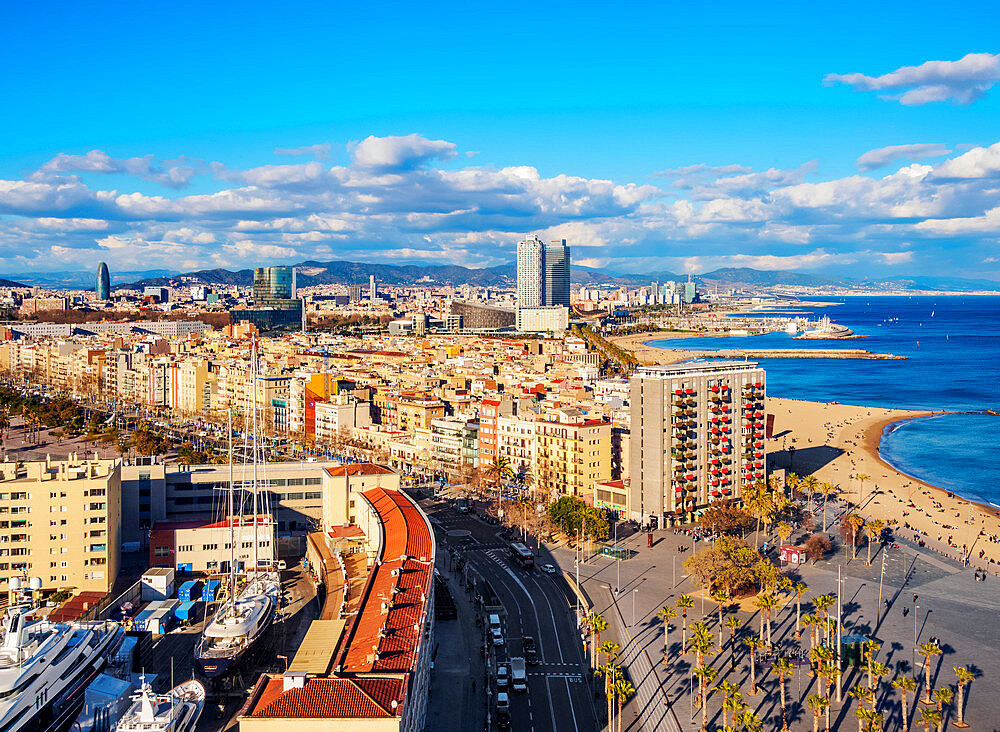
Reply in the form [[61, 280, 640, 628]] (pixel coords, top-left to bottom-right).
[[178, 545, 193, 552]]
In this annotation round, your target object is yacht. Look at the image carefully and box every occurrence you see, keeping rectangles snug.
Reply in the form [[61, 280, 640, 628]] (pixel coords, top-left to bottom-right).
[[114, 677, 205, 732], [0, 604, 124, 732], [195, 339, 281, 678]]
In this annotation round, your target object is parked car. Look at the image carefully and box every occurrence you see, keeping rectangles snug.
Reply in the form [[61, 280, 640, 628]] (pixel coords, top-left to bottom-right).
[[496, 665, 509, 690], [491, 627, 504, 647]]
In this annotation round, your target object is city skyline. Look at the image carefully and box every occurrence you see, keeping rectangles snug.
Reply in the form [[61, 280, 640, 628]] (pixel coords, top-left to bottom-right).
[[2, 2, 999, 280]]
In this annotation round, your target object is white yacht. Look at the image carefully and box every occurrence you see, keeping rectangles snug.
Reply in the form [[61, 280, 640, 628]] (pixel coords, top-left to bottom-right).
[[0, 604, 124, 732], [114, 677, 205, 732]]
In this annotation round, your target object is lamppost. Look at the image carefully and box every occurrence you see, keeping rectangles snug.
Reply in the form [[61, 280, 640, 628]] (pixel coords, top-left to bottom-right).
[[575, 528, 581, 622], [632, 588, 638, 627]]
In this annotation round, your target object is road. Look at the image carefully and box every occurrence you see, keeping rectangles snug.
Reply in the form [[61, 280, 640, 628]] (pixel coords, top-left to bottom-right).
[[421, 496, 599, 732]]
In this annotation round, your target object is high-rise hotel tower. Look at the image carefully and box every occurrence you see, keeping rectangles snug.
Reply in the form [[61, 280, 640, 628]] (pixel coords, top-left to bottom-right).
[[516, 236, 570, 331], [629, 362, 767, 526]]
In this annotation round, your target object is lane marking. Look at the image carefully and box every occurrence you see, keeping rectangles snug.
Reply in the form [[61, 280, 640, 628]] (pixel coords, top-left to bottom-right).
[[544, 676, 559, 732], [564, 676, 580, 732]]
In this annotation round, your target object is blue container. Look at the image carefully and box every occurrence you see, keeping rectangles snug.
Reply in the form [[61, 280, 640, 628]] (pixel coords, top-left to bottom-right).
[[203, 579, 221, 602], [178, 580, 202, 602], [175, 600, 198, 623]]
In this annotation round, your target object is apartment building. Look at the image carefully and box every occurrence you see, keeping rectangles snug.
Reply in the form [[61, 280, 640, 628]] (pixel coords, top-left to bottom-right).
[[629, 362, 766, 526], [0, 455, 121, 596], [395, 394, 446, 434], [496, 415, 536, 477], [534, 411, 612, 500]]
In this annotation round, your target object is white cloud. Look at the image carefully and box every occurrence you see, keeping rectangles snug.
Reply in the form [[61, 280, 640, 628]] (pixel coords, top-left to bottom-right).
[[825, 52, 1000, 105], [856, 143, 951, 171], [931, 141, 1000, 179], [351, 134, 457, 170], [32, 150, 203, 189], [273, 143, 331, 159]]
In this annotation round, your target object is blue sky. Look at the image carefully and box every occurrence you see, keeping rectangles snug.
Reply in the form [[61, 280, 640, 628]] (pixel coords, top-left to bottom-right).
[[2, 0, 999, 279]]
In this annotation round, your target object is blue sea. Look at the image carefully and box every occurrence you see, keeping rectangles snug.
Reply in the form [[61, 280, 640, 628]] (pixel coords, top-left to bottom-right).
[[646, 296, 1000, 504]]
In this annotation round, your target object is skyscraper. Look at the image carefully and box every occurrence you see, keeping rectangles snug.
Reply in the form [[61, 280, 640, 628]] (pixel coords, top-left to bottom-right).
[[96, 262, 110, 300], [543, 239, 570, 307], [516, 235, 544, 308], [252, 266, 296, 304], [369, 274, 376, 301]]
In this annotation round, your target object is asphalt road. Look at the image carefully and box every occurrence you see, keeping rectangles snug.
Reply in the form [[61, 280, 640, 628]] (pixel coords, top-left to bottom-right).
[[424, 497, 599, 732]]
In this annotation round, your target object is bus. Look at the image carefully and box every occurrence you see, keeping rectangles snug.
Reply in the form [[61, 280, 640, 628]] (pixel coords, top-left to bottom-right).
[[509, 542, 534, 569]]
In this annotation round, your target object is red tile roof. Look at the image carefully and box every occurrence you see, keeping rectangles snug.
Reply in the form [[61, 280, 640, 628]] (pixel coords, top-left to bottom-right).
[[340, 488, 433, 674], [249, 676, 406, 718], [325, 463, 395, 477]]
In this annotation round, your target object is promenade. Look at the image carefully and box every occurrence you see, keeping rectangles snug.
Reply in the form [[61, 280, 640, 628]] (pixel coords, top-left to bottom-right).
[[547, 505, 998, 731]]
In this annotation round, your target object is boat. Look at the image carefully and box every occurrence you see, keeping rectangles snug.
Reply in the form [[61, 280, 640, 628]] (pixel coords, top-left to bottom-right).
[[114, 677, 205, 732], [0, 603, 124, 732], [195, 339, 280, 678]]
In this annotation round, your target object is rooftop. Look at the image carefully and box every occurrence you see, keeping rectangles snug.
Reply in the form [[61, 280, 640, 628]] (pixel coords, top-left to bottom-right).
[[325, 463, 395, 477], [247, 676, 406, 719]]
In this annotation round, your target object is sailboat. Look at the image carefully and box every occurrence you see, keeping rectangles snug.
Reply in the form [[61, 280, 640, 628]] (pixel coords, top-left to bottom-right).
[[195, 339, 281, 678], [114, 676, 205, 732]]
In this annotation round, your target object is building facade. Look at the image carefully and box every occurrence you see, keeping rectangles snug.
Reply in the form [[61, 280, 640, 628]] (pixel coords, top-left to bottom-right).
[[628, 362, 766, 526], [96, 262, 111, 300]]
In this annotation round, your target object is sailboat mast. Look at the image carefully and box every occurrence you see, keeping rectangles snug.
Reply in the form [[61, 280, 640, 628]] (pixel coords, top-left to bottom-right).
[[228, 408, 235, 591], [252, 337, 259, 575]]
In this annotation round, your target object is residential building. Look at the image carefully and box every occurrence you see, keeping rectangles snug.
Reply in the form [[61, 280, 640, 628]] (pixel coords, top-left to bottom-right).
[[516, 235, 545, 308], [628, 361, 766, 526], [149, 516, 275, 573], [0, 455, 121, 596], [534, 412, 612, 500]]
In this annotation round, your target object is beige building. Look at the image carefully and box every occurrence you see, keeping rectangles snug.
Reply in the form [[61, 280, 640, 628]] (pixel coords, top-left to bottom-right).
[[320, 464, 399, 531], [534, 411, 612, 500], [629, 361, 766, 525], [0, 455, 121, 597]]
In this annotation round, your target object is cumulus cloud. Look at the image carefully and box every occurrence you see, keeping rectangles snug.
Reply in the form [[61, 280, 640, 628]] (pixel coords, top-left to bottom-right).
[[4, 133, 1000, 279], [32, 150, 204, 189], [274, 143, 331, 159], [856, 143, 951, 171], [825, 52, 1000, 105], [351, 134, 457, 170]]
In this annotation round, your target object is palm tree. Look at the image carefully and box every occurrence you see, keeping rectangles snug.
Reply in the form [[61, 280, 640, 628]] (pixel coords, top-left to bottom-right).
[[869, 661, 890, 698], [953, 665, 974, 728], [847, 513, 865, 559], [812, 594, 836, 645], [689, 622, 715, 672], [802, 613, 819, 658], [791, 581, 808, 637], [855, 472, 871, 503], [918, 642, 943, 704], [865, 519, 885, 565], [744, 634, 762, 695], [787, 472, 801, 502], [587, 613, 609, 668], [597, 663, 618, 730], [893, 676, 918, 732], [856, 708, 885, 732], [676, 594, 694, 650], [800, 474, 819, 513], [772, 657, 795, 731], [743, 479, 769, 549], [933, 688, 953, 732], [600, 640, 620, 673], [754, 592, 779, 645], [818, 481, 837, 532], [710, 589, 729, 651], [808, 693, 830, 732], [862, 640, 881, 689], [735, 709, 764, 732], [483, 454, 514, 509], [692, 665, 718, 731], [613, 677, 634, 732], [715, 679, 742, 727], [656, 605, 677, 664], [849, 685, 876, 717], [917, 707, 941, 732], [777, 521, 793, 545], [724, 615, 742, 669]]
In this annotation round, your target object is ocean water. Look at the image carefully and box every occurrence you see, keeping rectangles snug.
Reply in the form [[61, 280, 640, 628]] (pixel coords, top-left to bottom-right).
[[646, 296, 1000, 502]]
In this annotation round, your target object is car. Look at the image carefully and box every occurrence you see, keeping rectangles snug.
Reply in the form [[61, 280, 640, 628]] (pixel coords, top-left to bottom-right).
[[540, 563, 556, 574], [522, 635, 539, 665], [496, 692, 510, 713], [496, 665, 509, 689], [491, 627, 504, 646]]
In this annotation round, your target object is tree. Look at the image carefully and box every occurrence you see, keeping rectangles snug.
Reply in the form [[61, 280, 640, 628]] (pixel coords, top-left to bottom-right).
[[597, 663, 618, 728], [586, 613, 609, 668], [953, 665, 974, 729], [893, 676, 918, 732], [933, 687, 953, 732], [715, 679, 742, 728], [683, 535, 771, 597], [699, 501, 755, 536], [656, 606, 677, 665], [753, 593, 779, 646], [808, 693, 830, 732], [772, 657, 795, 731], [776, 521, 793, 545], [918, 642, 943, 704], [800, 474, 819, 513], [841, 513, 865, 559], [803, 533, 833, 563], [917, 707, 941, 732], [744, 634, 762, 695], [792, 582, 808, 637], [483, 454, 514, 507], [693, 665, 718, 732], [676, 595, 694, 651], [817, 481, 837, 532], [855, 472, 871, 502], [600, 640, 619, 674], [613, 677, 635, 732], [865, 518, 885, 566], [849, 685, 875, 716], [735, 709, 764, 732], [710, 589, 729, 651]]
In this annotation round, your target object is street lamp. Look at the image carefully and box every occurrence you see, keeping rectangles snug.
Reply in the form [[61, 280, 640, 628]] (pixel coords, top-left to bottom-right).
[[632, 588, 638, 627]]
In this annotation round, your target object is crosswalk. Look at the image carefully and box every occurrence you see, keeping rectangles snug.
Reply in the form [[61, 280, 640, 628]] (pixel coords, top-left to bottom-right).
[[528, 672, 582, 681]]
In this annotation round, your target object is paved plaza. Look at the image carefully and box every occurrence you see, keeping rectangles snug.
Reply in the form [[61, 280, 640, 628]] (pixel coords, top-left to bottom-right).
[[547, 496, 999, 731]]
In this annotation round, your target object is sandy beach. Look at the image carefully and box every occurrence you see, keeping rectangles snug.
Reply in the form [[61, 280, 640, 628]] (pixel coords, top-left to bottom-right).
[[769, 397, 1000, 572]]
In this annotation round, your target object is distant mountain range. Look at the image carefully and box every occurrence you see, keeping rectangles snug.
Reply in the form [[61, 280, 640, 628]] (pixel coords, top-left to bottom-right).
[[2, 261, 997, 293]]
